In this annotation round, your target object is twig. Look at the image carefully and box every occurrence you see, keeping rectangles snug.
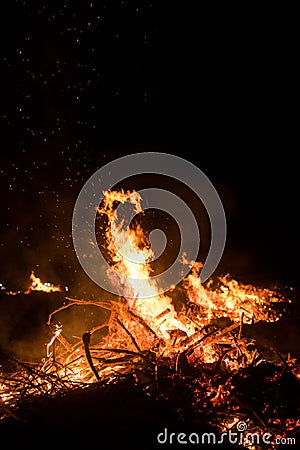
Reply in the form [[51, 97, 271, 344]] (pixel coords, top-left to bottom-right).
[[92, 348, 144, 357], [126, 309, 158, 338], [238, 312, 244, 340], [47, 297, 112, 325], [56, 333, 73, 353], [89, 323, 109, 336], [115, 317, 142, 353], [0, 397, 25, 422], [267, 345, 291, 371], [97, 356, 136, 364], [82, 333, 100, 382]]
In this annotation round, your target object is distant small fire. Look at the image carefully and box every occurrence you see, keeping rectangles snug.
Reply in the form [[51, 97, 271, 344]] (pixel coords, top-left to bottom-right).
[[24, 271, 62, 294]]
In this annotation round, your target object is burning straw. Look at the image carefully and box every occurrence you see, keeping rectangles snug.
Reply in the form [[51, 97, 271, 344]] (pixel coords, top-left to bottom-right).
[[0, 292, 299, 445], [0, 190, 299, 447]]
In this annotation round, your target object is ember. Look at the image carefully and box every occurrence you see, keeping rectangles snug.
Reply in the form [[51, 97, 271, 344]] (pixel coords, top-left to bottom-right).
[[0, 190, 299, 449]]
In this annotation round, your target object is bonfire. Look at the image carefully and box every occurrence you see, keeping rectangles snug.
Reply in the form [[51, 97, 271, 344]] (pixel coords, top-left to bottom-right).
[[0, 190, 299, 449]]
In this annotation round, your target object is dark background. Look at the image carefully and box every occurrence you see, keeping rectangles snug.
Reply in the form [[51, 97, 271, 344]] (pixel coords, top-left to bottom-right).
[[1, 1, 299, 297]]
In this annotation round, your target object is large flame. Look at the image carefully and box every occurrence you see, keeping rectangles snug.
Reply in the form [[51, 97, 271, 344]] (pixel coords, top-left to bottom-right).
[[98, 190, 284, 334], [98, 189, 196, 339]]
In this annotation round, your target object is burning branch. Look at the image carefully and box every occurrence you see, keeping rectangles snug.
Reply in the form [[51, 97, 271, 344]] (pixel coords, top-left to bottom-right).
[[82, 332, 100, 382], [115, 317, 142, 353]]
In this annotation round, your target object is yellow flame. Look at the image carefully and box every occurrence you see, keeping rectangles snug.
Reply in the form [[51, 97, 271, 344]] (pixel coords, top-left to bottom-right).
[[25, 271, 62, 294], [99, 189, 196, 339]]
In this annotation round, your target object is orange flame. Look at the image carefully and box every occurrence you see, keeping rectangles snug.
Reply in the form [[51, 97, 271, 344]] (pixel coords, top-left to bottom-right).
[[98, 190, 285, 337], [98, 189, 196, 339], [24, 271, 62, 294]]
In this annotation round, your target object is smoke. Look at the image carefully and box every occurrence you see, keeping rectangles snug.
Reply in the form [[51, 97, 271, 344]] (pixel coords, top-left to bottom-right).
[[0, 290, 109, 362], [0, 291, 62, 361]]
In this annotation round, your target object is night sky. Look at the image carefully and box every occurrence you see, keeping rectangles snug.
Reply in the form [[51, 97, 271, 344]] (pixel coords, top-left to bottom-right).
[[1, 2, 299, 297]]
